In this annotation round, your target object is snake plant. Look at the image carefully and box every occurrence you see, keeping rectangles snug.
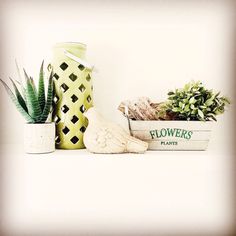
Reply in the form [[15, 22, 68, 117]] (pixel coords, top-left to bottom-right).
[[166, 81, 230, 121], [0, 61, 53, 123]]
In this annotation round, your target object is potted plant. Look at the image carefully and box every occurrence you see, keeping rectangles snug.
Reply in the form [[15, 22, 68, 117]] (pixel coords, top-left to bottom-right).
[[118, 81, 230, 150], [0, 62, 55, 153]]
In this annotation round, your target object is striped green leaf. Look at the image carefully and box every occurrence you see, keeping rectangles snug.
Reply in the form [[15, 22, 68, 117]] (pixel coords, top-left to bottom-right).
[[24, 71, 42, 121], [0, 79, 34, 122], [38, 61, 45, 111], [9, 77, 28, 112], [51, 82, 57, 118], [15, 60, 27, 101], [39, 71, 53, 123], [30, 76, 37, 96]]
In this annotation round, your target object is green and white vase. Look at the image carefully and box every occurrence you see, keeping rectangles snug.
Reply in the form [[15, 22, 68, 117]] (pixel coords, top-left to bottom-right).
[[52, 42, 93, 149]]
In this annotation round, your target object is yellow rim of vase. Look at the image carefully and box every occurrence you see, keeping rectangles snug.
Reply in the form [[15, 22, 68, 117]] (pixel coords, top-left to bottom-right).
[[54, 42, 87, 50]]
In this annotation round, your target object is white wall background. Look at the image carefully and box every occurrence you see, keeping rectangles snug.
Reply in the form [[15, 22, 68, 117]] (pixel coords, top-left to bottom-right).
[[0, 0, 235, 235], [0, 0, 235, 146]]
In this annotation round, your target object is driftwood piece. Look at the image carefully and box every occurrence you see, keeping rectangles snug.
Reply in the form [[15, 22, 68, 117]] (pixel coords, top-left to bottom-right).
[[118, 97, 173, 121]]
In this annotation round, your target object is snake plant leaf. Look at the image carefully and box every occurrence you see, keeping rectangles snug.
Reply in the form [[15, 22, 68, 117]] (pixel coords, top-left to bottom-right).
[[23, 70, 30, 111], [38, 61, 45, 111], [24, 68, 37, 94], [15, 60, 27, 101], [51, 82, 58, 118], [15, 79, 27, 109], [23, 69, 37, 95], [0, 79, 34, 122], [9, 77, 28, 112], [30, 76, 37, 96], [39, 71, 53, 123], [24, 71, 42, 121]]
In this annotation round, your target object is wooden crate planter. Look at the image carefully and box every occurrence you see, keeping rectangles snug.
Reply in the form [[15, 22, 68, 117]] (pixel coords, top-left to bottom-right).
[[128, 120, 214, 150]]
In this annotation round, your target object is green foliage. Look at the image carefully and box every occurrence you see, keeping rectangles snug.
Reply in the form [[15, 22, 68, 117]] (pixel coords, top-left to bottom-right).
[[166, 81, 230, 121], [38, 61, 46, 111], [0, 62, 54, 123], [39, 71, 53, 123]]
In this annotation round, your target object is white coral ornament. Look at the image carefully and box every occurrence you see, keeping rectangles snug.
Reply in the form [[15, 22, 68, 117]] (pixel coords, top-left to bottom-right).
[[83, 108, 148, 154]]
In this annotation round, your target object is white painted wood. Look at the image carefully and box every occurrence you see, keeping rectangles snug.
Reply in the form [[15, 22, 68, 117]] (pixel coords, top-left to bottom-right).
[[148, 140, 209, 151], [132, 130, 211, 140], [129, 120, 214, 151], [130, 120, 214, 130], [24, 123, 55, 154]]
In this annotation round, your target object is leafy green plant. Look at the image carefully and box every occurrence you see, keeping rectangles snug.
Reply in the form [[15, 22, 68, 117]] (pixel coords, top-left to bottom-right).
[[0, 61, 53, 123], [165, 81, 230, 121]]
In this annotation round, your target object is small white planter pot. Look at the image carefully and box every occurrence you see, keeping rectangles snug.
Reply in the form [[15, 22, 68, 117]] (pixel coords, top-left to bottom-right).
[[24, 123, 55, 154], [129, 120, 214, 151]]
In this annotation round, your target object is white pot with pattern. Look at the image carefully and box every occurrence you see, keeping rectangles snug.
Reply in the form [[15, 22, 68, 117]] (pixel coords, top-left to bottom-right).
[[24, 123, 55, 154]]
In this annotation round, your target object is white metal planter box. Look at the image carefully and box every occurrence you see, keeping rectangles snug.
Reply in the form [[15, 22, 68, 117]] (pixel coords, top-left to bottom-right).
[[128, 120, 214, 151]]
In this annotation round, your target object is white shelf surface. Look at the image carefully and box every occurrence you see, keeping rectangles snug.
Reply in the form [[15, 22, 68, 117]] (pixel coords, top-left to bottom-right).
[[0, 144, 234, 235]]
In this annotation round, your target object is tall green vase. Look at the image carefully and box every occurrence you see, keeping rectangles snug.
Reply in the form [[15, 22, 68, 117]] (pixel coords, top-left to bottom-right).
[[52, 42, 93, 149]]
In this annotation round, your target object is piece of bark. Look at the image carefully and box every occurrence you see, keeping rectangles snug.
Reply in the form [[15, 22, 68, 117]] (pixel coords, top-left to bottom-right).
[[118, 97, 175, 121]]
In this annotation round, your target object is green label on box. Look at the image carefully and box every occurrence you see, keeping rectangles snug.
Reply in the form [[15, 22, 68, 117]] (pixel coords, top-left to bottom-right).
[[149, 128, 193, 140]]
